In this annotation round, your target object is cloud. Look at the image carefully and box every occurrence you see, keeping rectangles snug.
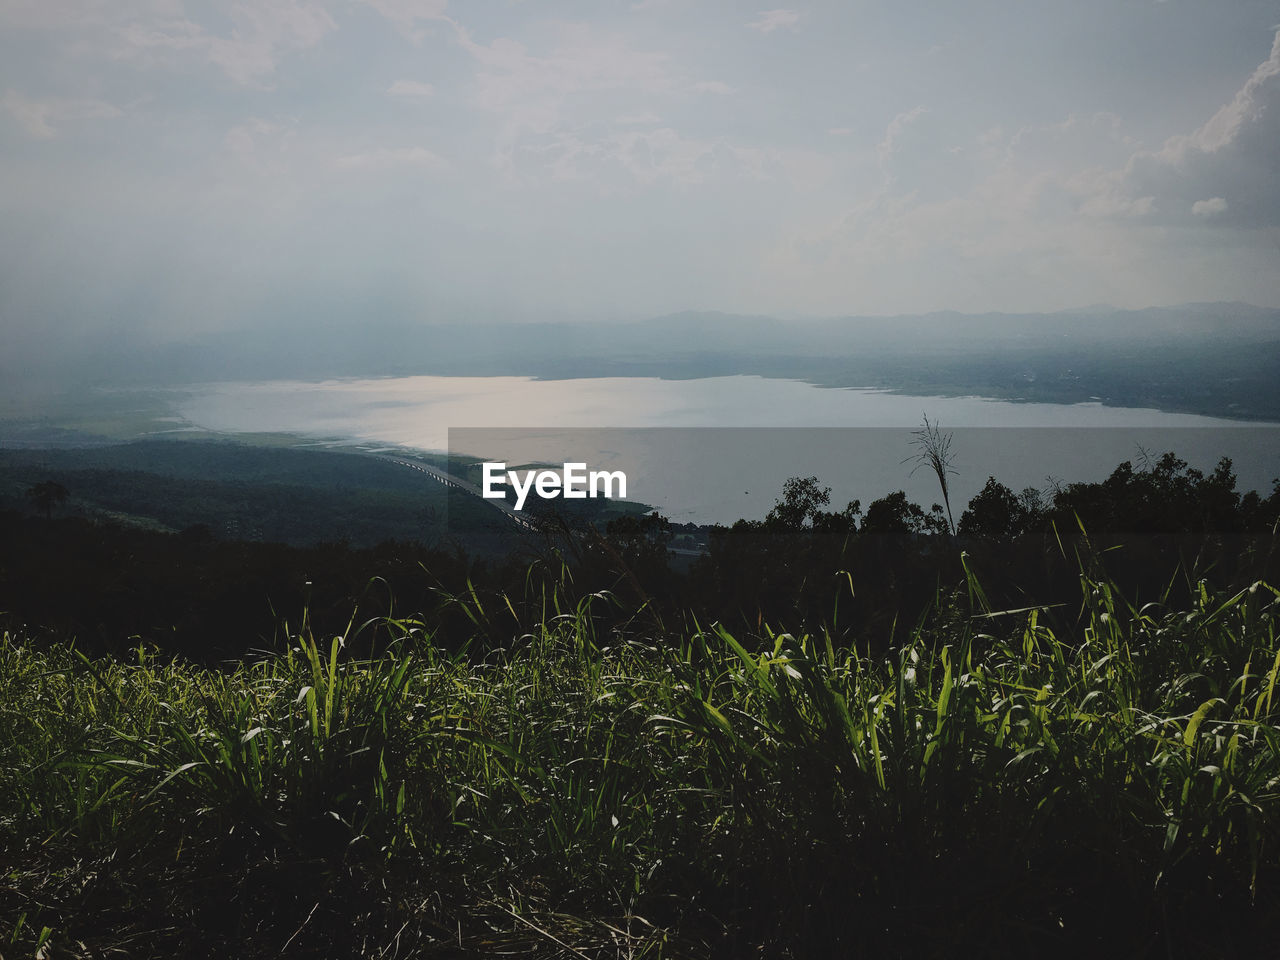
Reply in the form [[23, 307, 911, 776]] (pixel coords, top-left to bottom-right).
[[745, 9, 802, 34], [359, 0, 450, 39], [876, 105, 927, 177], [111, 17, 207, 59], [457, 23, 673, 117], [98, 0, 335, 84], [1094, 29, 1280, 227], [607, 128, 772, 184], [207, 2, 336, 84], [387, 79, 435, 99], [691, 80, 734, 95], [2, 89, 121, 138], [334, 146, 447, 171], [222, 117, 292, 160], [1191, 196, 1228, 217], [768, 107, 1189, 313], [440, 20, 676, 177]]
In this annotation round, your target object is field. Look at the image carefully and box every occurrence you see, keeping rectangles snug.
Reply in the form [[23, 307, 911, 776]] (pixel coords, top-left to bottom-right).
[[5, 558, 1279, 958]]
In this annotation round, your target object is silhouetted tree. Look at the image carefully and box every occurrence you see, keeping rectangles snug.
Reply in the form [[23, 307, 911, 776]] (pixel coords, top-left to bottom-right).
[[861, 491, 930, 535], [959, 477, 1026, 541], [766, 476, 831, 530], [601, 511, 673, 577], [1051, 453, 1246, 534]]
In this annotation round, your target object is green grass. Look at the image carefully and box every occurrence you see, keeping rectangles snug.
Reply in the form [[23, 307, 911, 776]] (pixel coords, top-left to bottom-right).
[[3, 563, 1280, 958]]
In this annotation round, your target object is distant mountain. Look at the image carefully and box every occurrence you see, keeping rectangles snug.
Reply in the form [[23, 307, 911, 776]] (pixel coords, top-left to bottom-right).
[[12, 302, 1280, 421]]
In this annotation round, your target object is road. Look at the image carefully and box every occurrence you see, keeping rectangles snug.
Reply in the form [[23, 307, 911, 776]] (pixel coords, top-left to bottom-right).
[[376, 455, 540, 531]]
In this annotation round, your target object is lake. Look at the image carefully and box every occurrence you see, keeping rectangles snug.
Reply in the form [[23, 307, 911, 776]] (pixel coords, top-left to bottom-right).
[[177, 375, 1280, 524]]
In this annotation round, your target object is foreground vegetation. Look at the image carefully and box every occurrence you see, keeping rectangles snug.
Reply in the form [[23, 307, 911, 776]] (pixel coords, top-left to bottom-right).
[[4, 557, 1280, 958]]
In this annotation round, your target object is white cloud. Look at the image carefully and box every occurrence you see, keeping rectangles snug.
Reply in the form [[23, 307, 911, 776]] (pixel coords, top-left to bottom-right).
[[2, 89, 121, 138], [1095, 29, 1280, 226], [388, 79, 435, 99], [111, 17, 207, 58], [360, 0, 450, 40], [876, 105, 927, 176], [215, 118, 310, 185], [441, 20, 676, 177], [745, 9, 802, 34], [766, 106, 1196, 313], [334, 146, 447, 171], [100, 0, 335, 84], [608, 128, 771, 184], [458, 23, 673, 116], [1172, 30, 1279, 154], [223, 117, 291, 159], [1077, 189, 1156, 219], [4, 90, 60, 139], [1191, 196, 1228, 217], [207, 2, 336, 85]]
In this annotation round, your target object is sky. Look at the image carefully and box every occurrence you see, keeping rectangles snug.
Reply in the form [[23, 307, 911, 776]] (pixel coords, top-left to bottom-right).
[[2, 0, 1279, 352]]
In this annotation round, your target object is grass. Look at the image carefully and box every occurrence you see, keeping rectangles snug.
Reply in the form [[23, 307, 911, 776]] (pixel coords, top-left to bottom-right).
[[3, 561, 1280, 958]]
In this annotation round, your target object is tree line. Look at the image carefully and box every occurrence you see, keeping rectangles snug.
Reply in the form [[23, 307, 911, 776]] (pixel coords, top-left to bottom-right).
[[5, 450, 1278, 659]]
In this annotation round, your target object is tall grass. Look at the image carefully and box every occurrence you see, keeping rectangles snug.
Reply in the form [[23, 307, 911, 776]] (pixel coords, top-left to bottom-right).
[[3, 562, 1279, 958]]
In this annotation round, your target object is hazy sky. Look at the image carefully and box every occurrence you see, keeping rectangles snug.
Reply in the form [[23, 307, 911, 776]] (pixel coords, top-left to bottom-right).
[[2, 0, 1279, 346]]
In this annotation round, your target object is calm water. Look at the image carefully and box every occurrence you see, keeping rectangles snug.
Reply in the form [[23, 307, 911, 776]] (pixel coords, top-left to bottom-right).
[[178, 376, 1280, 524]]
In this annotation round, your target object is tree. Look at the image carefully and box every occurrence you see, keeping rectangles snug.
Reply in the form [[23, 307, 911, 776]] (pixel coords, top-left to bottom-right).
[[813, 498, 861, 534], [26, 481, 69, 520], [603, 511, 672, 565], [1050, 452, 1245, 534], [766, 476, 832, 530], [958, 477, 1025, 541], [861, 490, 929, 535]]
